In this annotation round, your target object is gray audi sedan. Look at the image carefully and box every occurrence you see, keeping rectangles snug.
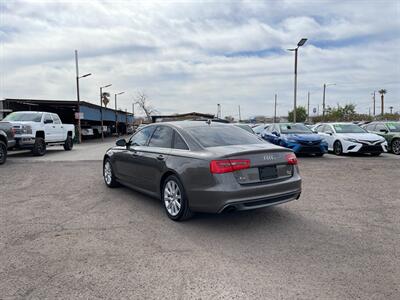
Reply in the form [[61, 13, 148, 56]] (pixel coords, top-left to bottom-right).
[[103, 121, 301, 221]]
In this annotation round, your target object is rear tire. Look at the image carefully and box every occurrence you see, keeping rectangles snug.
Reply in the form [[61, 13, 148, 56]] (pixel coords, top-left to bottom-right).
[[0, 141, 7, 165], [162, 175, 193, 221], [391, 139, 400, 155], [32, 137, 46, 156], [64, 135, 73, 151], [103, 158, 119, 188], [333, 141, 343, 156]]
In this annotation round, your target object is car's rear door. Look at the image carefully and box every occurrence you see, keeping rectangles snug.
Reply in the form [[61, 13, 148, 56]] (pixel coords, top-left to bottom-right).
[[51, 114, 64, 141], [43, 113, 57, 142], [136, 125, 174, 192]]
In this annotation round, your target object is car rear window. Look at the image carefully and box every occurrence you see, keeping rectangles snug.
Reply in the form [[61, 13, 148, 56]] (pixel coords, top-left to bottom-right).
[[187, 125, 263, 148]]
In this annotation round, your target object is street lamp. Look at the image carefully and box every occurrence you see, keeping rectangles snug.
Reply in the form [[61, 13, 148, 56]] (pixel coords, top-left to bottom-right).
[[75, 50, 92, 144], [115, 92, 125, 136], [288, 38, 307, 123], [100, 84, 112, 141], [322, 83, 336, 120]]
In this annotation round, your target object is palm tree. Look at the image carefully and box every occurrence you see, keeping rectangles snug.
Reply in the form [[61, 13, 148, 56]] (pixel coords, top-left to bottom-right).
[[378, 89, 387, 116]]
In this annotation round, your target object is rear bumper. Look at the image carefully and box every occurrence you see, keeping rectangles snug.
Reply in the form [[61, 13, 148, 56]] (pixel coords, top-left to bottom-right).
[[187, 173, 302, 213]]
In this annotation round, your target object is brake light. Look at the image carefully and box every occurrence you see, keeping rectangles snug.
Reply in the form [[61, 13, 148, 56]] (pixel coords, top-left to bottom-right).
[[210, 159, 250, 174], [285, 153, 298, 165]]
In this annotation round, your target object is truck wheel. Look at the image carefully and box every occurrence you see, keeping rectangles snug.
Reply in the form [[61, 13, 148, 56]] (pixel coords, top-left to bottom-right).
[[0, 141, 7, 165], [32, 137, 46, 156], [64, 136, 73, 151]]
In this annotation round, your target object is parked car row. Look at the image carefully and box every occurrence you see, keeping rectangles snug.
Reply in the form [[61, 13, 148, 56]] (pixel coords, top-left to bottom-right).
[[250, 121, 399, 156]]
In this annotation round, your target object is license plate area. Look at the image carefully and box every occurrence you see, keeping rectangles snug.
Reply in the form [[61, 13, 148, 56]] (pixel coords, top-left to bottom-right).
[[259, 165, 278, 180]]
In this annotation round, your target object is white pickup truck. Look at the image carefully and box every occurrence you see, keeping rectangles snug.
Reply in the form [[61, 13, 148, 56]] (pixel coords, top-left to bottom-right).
[[2, 111, 75, 156]]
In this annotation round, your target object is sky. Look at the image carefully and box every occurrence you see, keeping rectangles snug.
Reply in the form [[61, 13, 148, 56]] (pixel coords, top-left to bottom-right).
[[1, 0, 399, 119]]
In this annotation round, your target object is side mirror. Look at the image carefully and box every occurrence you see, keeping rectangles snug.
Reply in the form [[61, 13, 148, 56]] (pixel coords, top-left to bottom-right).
[[326, 131, 333, 135], [116, 138, 127, 147], [380, 129, 388, 133]]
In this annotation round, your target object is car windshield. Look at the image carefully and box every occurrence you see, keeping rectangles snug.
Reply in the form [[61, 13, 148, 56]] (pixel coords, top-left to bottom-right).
[[386, 122, 400, 132], [187, 125, 264, 147], [333, 124, 367, 133], [234, 124, 254, 133], [253, 124, 267, 134], [3, 112, 43, 122], [279, 124, 312, 134]]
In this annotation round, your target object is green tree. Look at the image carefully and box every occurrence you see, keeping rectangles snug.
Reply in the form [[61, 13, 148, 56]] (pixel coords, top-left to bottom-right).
[[288, 106, 307, 122]]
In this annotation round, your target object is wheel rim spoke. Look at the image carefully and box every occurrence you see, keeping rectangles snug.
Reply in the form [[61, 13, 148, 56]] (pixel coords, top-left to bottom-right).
[[164, 180, 182, 216]]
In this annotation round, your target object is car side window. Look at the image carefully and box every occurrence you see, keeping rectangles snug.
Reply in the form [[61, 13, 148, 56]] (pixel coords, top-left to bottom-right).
[[173, 131, 189, 150], [44, 114, 53, 123], [316, 125, 324, 133], [52, 114, 61, 124], [148, 126, 173, 148], [365, 124, 375, 131], [375, 124, 386, 132], [130, 126, 155, 146], [323, 125, 332, 133]]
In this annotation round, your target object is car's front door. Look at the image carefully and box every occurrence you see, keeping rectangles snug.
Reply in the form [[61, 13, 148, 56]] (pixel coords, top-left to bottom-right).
[[113, 126, 156, 185]]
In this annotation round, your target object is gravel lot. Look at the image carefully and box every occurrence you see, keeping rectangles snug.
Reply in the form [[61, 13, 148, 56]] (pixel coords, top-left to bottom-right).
[[1, 141, 399, 299]]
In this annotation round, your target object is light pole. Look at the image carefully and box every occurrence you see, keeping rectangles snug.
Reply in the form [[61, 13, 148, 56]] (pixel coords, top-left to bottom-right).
[[274, 94, 277, 123], [74, 50, 91, 144], [288, 38, 307, 122], [100, 84, 112, 141], [371, 91, 376, 116], [322, 83, 336, 120], [115, 92, 125, 136]]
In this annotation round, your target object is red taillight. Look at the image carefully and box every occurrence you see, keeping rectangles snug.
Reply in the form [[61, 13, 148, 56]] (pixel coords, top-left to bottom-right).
[[210, 159, 250, 174], [285, 153, 298, 165]]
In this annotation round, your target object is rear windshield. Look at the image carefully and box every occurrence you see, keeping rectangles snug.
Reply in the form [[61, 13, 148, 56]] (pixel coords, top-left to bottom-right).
[[3, 112, 43, 122], [187, 125, 264, 147], [333, 124, 366, 133]]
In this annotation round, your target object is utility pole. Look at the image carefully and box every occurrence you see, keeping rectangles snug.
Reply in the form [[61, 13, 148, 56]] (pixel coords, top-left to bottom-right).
[[74, 51, 92, 144], [288, 38, 307, 123], [115, 92, 124, 136], [274, 94, 277, 123], [322, 83, 335, 120], [217, 104, 221, 119], [372, 91, 376, 116], [322, 84, 326, 120], [75, 50, 81, 144], [307, 91, 310, 122], [238, 105, 241, 122]]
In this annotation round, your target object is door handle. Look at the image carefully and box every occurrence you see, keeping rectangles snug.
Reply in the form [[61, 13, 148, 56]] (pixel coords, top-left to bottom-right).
[[52, 126, 56, 128], [157, 155, 165, 161]]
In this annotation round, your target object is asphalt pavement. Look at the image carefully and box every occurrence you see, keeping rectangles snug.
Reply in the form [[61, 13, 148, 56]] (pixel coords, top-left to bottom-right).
[[1, 140, 399, 299]]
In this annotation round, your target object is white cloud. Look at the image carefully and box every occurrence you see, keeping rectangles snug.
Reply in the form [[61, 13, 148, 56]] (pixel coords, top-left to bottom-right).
[[1, 0, 399, 118]]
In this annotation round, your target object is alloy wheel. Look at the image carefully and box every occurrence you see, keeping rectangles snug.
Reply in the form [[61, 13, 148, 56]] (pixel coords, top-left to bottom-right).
[[104, 161, 112, 185], [392, 139, 400, 155], [164, 180, 182, 216]]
